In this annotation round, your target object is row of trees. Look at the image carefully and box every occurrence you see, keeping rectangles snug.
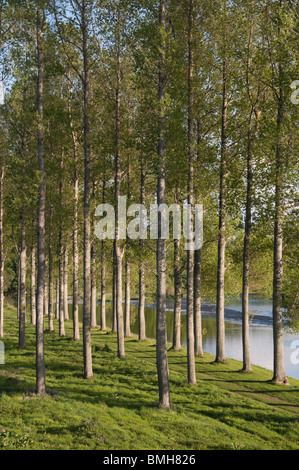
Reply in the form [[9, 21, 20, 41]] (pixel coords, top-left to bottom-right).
[[0, 0, 298, 407]]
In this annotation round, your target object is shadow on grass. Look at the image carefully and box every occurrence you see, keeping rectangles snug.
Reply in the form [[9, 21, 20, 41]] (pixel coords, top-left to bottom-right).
[[179, 401, 299, 429], [0, 374, 35, 395]]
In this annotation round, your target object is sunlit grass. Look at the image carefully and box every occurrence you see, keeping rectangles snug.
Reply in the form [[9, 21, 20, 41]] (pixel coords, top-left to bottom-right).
[[0, 304, 298, 450]]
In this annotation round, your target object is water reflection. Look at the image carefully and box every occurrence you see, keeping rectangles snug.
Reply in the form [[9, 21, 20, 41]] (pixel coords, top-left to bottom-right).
[[225, 296, 273, 317], [68, 302, 299, 380]]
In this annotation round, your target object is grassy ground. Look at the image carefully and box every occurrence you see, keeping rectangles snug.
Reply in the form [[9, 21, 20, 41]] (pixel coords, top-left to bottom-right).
[[0, 304, 298, 450]]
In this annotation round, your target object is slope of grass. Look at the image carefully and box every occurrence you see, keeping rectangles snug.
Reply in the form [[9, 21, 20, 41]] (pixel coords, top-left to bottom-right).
[[0, 304, 298, 450]]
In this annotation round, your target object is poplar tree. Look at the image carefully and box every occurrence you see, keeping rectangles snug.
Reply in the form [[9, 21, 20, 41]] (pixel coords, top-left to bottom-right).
[[36, 0, 46, 395], [156, 0, 170, 409]]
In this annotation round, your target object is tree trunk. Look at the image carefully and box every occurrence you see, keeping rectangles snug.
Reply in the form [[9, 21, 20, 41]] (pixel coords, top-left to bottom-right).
[[58, 149, 65, 336], [115, 245, 125, 357], [63, 247, 69, 321], [55, 277, 59, 320], [156, 0, 170, 409], [100, 181, 107, 332], [138, 260, 146, 341], [124, 160, 131, 339], [59, 231, 65, 337], [91, 244, 97, 328], [101, 239, 106, 332], [241, 26, 257, 373], [68, 74, 80, 341], [36, 0, 46, 395], [172, 238, 181, 351], [215, 53, 228, 364], [272, 66, 288, 385], [125, 259, 131, 338], [31, 246, 36, 325], [194, 247, 203, 357], [91, 217, 97, 328], [18, 221, 26, 349], [242, 112, 256, 372], [194, 118, 203, 358], [186, 0, 196, 384], [82, 0, 93, 378], [48, 220, 54, 332], [115, 8, 125, 358], [138, 163, 146, 341], [73, 167, 80, 341], [44, 274, 48, 317], [112, 242, 117, 333]]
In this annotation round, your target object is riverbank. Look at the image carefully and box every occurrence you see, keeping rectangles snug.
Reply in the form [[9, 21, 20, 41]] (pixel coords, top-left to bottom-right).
[[0, 304, 298, 450], [130, 298, 298, 380]]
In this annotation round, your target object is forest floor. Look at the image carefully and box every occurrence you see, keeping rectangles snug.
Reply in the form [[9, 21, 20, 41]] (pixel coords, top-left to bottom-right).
[[0, 304, 298, 451]]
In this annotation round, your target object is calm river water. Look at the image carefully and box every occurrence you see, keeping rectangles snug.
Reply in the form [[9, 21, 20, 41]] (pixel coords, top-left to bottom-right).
[[71, 297, 299, 380]]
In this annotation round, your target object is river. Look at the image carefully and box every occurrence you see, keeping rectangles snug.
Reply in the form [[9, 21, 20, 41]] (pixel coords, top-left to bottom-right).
[[70, 297, 299, 381]]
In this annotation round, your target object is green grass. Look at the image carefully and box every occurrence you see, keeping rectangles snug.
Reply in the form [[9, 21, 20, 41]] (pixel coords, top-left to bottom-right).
[[0, 304, 298, 450]]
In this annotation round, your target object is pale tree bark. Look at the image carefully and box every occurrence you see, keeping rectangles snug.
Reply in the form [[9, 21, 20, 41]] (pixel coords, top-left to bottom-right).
[[272, 62, 289, 385], [242, 128, 253, 372], [18, 80, 28, 331], [112, 243, 117, 333], [138, 260, 146, 341], [194, 119, 203, 358], [91, 214, 97, 328], [125, 159, 131, 338], [101, 239, 106, 332], [186, 0, 196, 384], [82, 0, 93, 378], [59, 231, 65, 337], [242, 106, 261, 372], [44, 272, 48, 317], [125, 258, 131, 338], [100, 181, 106, 332], [55, 277, 59, 320], [48, 272, 53, 331], [91, 242, 97, 328], [36, 0, 46, 395], [48, 206, 54, 332], [58, 152, 65, 337], [138, 162, 146, 341], [73, 167, 80, 340], [18, 220, 26, 349], [156, 0, 170, 409], [69, 105, 80, 340], [115, 239, 125, 358], [172, 238, 182, 351], [63, 246, 69, 321], [114, 6, 125, 358], [215, 52, 228, 364], [31, 246, 36, 325], [194, 247, 203, 357], [241, 27, 255, 373]]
